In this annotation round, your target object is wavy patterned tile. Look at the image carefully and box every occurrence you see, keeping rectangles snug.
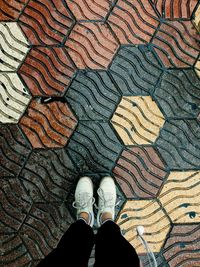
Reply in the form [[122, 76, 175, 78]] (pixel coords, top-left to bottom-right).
[[0, 124, 31, 178], [66, 121, 123, 173], [152, 21, 200, 68], [0, 179, 31, 233], [194, 55, 200, 77], [20, 149, 78, 202], [19, 0, 74, 45], [113, 147, 167, 198], [1, 204, 73, 266], [65, 22, 119, 69], [19, 47, 76, 97], [153, 0, 198, 19], [0, 73, 31, 123], [66, 71, 120, 120], [19, 100, 77, 148], [109, 46, 162, 95], [0, 22, 29, 71], [156, 119, 200, 169], [139, 253, 169, 267], [117, 199, 171, 253], [0, 0, 28, 21], [68, 0, 114, 20], [154, 69, 200, 119], [108, 0, 159, 45], [159, 171, 200, 223], [193, 3, 200, 32], [163, 224, 200, 266], [111, 96, 165, 145]]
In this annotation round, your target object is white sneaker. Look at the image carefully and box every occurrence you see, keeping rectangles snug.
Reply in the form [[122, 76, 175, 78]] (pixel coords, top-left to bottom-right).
[[97, 176, 117, 227], [72, 177, 95, 227]]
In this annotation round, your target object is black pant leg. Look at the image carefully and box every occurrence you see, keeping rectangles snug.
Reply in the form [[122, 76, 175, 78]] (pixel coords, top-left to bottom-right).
[[37, 220, 95, 267], [94, 221, 140, 267]]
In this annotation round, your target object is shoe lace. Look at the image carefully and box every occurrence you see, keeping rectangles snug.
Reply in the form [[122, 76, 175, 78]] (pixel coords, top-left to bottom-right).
[[72, 193, 95, 210], [95, 188, 121, 210]]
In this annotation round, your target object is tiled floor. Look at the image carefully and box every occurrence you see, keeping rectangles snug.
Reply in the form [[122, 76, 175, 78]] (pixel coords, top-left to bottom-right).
[[0, 1, 200, 266]]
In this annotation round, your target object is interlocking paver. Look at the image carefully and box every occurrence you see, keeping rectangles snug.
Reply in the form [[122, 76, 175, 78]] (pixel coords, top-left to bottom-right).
[[65, 22, 119, 69], [153, 0, 198, 19], [0, 0, 28, 21], [65, 71, 120, 121], [193, 3, 200, 32], [19, 47, 76, 97], [113, 146, 167, 198], [152, 21, 200, 68], [19, 100, 77, 148], [19, 0, 74, 45], [108, 0, 159, 45]]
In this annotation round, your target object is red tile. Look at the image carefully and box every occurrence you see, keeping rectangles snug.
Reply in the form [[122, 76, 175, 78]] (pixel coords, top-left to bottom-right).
[[68, 0, 114, 20], [153, 0, 198, 19], [108, 0, 159, 45], [65, 22, 119, 69], [152, 21, 200, 68], [19, 100, 77, 148], [19, 47, 76, 97], [113, 147, 167, 198], [0, 0, 28, 21], [19, 0, 74, 45], [163, 224, 200, 266]]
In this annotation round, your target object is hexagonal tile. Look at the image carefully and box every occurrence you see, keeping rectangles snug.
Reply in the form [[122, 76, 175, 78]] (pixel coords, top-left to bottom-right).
[[152, 21, 200, 68], [111, 96, 165, 145], [65, 70, 121, 121], [65, 22, 119, 69], [153, 0, 198, 19], [19, 99, 77, 149], [113, 146, 167, 198], [0, 124, 31, 178], [117, 199, 171, 254], [109, 46, 163, 96], [19, 0, 74, 45], [154, 69, 200, 119], [19, 47, 76, 97], [67, 0, 115, 20], [193, 3, 200, 32], [108, 0, 159, 45], [156, 119, 200, 169], [0, 73, 31, 123], [159, 171, 200, 223], [0, 0, 29, 21], [163, 224, 200, 267], [0, 22, 29, 71]]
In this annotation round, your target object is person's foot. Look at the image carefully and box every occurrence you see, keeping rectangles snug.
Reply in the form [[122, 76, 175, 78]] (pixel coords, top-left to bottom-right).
[[72, 177, 95, 227], [97, 176, 117, 227]]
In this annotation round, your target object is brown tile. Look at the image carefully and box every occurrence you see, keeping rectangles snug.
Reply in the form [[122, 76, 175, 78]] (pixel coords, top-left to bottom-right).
[[19, 47, 76, 97], [111, 96, 165, 145], [163, 224, 200, 266], [152, 21, 200, 68], [113, 147, 167, 198], [19, 100, 77, 148], [0, 0, 28, 21], [108, 0, 159, 45], [19, 0, 74, 45], [117, 199, 171, 253], [65, 22, 119, 69], [68, 0, 114, 20], [153, 0, 198, 19]]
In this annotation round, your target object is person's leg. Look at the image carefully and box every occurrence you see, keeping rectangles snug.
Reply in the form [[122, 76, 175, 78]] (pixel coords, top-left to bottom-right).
[[94, 219, 140, 267], [37, 176, 96, 267], [37, 219, 95, 267]]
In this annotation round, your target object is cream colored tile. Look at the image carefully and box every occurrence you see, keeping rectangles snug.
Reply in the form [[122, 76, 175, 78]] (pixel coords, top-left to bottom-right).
[[0, 73, 31, 123], [159, 171, 200, 223], [116, 199, 171, 254], [193, 4, 200, 32], [111, 96, 165, 145], [195, 56, 200, 77], [0, 22, 29, 71]]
